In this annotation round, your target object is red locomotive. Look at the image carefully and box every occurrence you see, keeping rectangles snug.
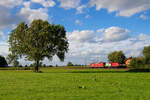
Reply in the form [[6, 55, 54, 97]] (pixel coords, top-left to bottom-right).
[[89, 62, 120, 68]]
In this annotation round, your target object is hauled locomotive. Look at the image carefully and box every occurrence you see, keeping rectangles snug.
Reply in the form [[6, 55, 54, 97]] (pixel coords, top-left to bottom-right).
[[89, 62, 122, 68]]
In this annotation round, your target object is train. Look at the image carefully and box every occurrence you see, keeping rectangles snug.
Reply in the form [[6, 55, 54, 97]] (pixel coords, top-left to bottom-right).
[[89, 62, 125, 68]]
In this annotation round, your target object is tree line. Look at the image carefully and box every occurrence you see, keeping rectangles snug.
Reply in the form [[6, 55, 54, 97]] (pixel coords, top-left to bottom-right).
[[106, 46, 150, 68], [129, 46, 150, 69], [0, 19, 150, 71], [67, 46, 150, 68]]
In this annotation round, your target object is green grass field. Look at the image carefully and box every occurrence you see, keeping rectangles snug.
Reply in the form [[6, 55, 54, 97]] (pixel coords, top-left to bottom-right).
[[0, 68, 150, 100]]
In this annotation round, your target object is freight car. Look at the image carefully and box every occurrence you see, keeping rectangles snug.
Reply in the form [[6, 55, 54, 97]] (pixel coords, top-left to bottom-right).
[[89, 62, 121, 68]]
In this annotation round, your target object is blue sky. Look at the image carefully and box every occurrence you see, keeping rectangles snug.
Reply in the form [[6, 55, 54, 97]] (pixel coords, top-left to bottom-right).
[[0, 0, 150, 65]]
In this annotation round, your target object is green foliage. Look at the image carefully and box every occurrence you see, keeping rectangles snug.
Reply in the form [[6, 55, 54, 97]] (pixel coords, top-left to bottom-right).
[[143, 46, 150, 58], [143, 46, 150, 64], [39, 62, 43, 67], [7, 54, 19, 67], [129, 57, 146, 68], [129, 45, 150, 69], [129, 58, 136, 68], [14, 60, 19, 67], [48, 65, 53, 67], [67, 62, 73, 66], [108, 51, 126, 64], [8, 19, 69, 72], [25, 65, 28, 68], [0, 55, 8, 67], [29, 64, 33, 68], [19, 65, 23, 67], [55, 64, 58, 67], [43, 64, 47, 68]]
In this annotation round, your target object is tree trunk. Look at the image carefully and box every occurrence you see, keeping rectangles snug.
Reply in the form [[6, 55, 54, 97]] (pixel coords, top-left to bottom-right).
[[34, 60, 39, 72]]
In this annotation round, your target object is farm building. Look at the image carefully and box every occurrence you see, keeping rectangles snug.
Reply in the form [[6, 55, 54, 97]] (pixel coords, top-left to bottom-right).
[[125, 57, 132, 67]]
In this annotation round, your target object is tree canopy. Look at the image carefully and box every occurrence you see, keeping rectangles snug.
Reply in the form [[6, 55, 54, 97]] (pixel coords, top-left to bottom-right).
[[143, 45, 150, 64], [130, 45, 150, 68], [129, 57, 145, 68], [143, 46, 150, 58], [8, 19, 69, 72], [108, 51, 126, 64], [0, 55, 8, 67]]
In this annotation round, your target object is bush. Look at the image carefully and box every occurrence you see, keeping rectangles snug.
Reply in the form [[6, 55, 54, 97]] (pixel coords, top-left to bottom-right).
[[25, 65, 28, 68], [67, 62, 73, 66], [19, 65, 23, 67], [130, 45, 150, 69], [48, 65, 53, 67], [0, 55, 8, 67], [130, 57, 147, 68], [43, 64, 47, 68], [29, 64, 33, 68]]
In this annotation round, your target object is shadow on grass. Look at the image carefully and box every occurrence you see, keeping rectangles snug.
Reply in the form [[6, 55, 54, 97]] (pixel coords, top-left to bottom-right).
[[1, 67, 150, 73], [70, 70, 127, 73], [70, 69, 150, 73], [128, 69, 150, 72]]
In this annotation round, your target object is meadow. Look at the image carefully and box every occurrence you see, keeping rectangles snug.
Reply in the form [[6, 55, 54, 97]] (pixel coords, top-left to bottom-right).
[[0, 67, 150, 100]]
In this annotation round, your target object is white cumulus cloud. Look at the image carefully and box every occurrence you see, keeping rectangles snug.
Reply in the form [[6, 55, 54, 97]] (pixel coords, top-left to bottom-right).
[[57, 0, 81, 9], [0, 31, 6, 40], [76, 5, 86, 14], [140, 14, 149, 20], [31, 0, 56, 7], [68, 30, 95, 43], [0, 0, 23, 8], [0, 42, 9, 57], [102, 26, 130, 42], [75, 20, 82, 25], [19, 1, 49, 24], [138, 33, 148, 40], [89, 0, 150, 17]]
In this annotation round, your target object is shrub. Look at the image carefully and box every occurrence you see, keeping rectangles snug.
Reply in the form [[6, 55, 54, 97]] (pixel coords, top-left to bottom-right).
[[48, 65, 53, 67], [0, 55, 8, 67], [43, 64, 47, 68], [67, 62, 73, 66], [130, 57, 147, 68], [25, 65, 28, 68]]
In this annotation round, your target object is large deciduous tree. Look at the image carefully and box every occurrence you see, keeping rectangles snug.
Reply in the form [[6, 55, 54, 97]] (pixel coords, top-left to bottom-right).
[[108, 51, 126, 64], [8, 19, 69, 72]]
